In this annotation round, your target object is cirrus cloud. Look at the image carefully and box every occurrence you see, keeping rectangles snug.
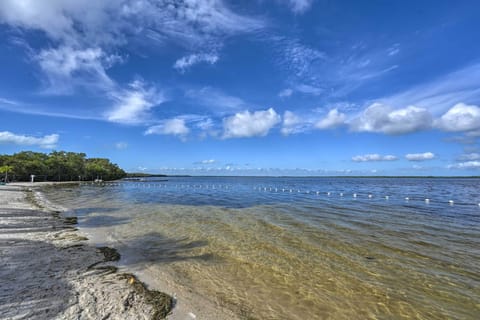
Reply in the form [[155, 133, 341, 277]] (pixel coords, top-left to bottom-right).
[[174, 53, 219, 72], [35, 46, 119, 94]]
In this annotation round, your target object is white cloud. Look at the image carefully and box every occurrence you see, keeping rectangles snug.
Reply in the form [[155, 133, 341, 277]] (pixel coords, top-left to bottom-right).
[[200, 159, 216, 164], [282, 0, 314, 13], [316, 109, 346, 130], [185, 87, 248, 114], [466, 130, 480, 137], [405, 152, 435, 161], [36, 46, 117, 93], [0, 0, 264, 49], [278, 88, 293, 98], [0, 131, 59, 149], [457, 153, 480, 161], [0, 0, 265, 96], [223, 108, 281, 138], [281, 110, 303, 135], [0, 97, 19, 105], [386, 44, 400, 56], [196, 118, 215, 130], [434, 103, 480, 132], [115, 142, 128, 150], [294, 83, 323, 96], [174, 53, 219, 72], [352, 154, 398, 162], [350, 103, 432, 134], [448, 161, 480, 169], [145, 118, 190, 138], [106, 80, 165, 125]]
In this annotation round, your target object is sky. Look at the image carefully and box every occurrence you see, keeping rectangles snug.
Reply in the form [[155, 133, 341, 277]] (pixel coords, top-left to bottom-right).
[[0, 0, 480, 176]]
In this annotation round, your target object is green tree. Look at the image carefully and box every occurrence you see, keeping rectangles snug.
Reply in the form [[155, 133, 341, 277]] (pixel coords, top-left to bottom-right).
[[0, 165, 14, 183], [0, 151, 125, 182], [7, 151, 48, 181]]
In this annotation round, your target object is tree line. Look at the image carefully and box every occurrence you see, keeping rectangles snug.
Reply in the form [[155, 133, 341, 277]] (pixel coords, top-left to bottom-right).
[[0, 151, 126, 182]]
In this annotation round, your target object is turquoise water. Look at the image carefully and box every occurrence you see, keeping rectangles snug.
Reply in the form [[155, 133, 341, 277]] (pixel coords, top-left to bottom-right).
[[43, 177, 480, 319]]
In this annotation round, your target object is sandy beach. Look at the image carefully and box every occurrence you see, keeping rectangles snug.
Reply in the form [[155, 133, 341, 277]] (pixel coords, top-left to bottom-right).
[[0, 184, 173, 320]]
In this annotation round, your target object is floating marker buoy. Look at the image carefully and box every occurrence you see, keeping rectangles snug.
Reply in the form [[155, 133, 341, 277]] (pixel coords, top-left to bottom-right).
[[316, 191, 319, 195], [405, 197, 409, 201], [368, 194, 372, 198], [385, 196, 389, 200], [340, 193, 343, 197], [327, 192, 331, 196], [449, 200, 454, 205], [425, 198, 430, 204], [353, 193, 357, 198]]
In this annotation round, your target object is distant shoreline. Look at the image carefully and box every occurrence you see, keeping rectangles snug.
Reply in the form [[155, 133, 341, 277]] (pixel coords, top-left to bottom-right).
[[126, 174, 480, 179]]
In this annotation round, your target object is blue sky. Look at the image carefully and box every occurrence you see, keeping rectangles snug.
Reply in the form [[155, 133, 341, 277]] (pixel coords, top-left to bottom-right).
[[1, 0, 480, 176]]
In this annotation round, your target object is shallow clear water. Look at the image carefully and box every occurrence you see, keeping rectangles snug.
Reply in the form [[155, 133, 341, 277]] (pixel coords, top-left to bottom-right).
[[43, 177, 480, 319]]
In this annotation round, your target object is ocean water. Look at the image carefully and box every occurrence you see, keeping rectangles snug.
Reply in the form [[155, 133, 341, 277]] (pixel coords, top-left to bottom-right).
[[42, 177, 480, 319]]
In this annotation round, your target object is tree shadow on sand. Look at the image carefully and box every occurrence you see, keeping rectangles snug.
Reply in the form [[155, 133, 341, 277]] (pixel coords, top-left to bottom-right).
[[0, 208, 78, 319], [0, 208, 72, 234], [0, 237, 74, 319]]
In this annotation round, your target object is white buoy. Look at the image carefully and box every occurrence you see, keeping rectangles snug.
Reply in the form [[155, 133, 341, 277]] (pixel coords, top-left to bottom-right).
[[316, 191, 319, 195], [425, 198, 430, 204], [385, 196, 389, 200], [290, 189, 293, 193], [327, 192, 331, 196], [449, 200, 454, 205], [353, 193, 357, 198], [340, 192, 343, 197], [405, 197, 409, 201], [368, 194, 372, 199]]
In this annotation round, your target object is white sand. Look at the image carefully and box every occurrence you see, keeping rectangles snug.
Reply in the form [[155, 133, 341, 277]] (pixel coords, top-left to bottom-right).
[[0, 185, 169, 320]]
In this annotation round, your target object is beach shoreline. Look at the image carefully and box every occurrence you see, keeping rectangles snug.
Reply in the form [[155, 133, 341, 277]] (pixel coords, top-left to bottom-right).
[[0, 183, 173, 320]]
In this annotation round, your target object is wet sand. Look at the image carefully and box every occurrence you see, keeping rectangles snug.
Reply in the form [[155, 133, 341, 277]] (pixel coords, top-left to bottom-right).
[[0, 184, 173, 320]]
